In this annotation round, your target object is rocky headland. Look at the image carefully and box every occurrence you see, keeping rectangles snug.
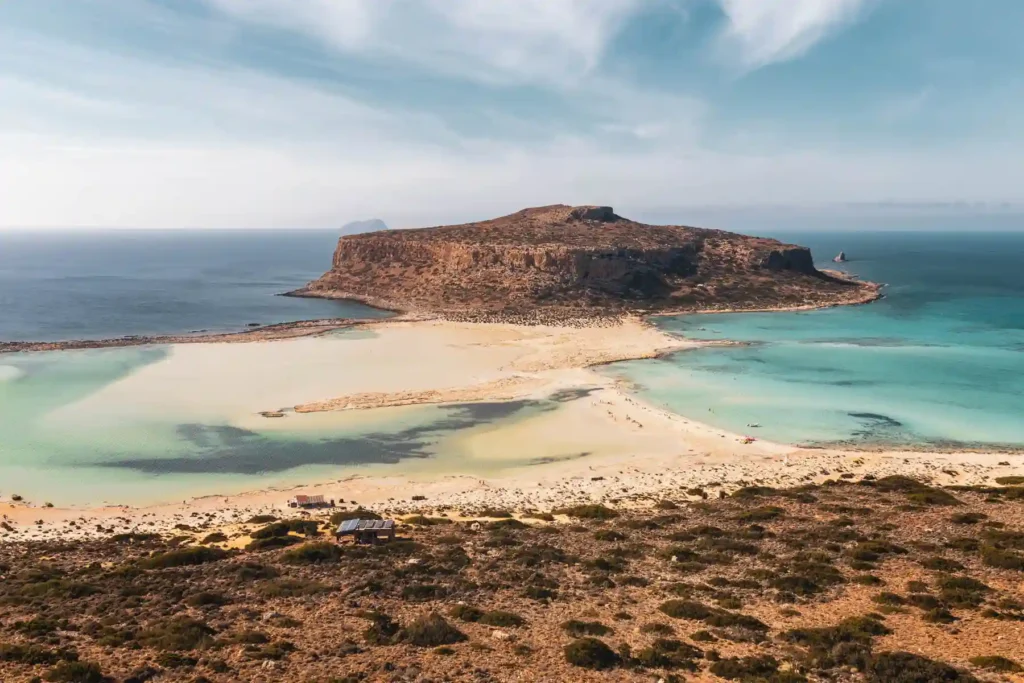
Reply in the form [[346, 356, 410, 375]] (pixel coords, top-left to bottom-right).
[[292, 204, 880, 323]]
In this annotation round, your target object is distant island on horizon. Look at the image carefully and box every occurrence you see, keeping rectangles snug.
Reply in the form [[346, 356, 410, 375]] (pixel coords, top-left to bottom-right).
[[339, 218, 388, 236]]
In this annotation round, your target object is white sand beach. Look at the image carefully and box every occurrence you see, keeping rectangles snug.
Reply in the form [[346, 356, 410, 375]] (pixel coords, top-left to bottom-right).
[[3, 316, 1023, 542]]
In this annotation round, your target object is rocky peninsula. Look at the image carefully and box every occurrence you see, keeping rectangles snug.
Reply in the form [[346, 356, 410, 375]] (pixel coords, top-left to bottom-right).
[[292, 204, 880, 323]]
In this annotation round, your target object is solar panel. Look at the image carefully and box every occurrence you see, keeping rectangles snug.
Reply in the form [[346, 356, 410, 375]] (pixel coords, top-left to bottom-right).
[[337, 519, 360, 533]]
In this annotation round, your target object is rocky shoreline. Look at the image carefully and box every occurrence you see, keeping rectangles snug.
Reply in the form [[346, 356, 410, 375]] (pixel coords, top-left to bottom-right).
[[1, 275, 880, 354]]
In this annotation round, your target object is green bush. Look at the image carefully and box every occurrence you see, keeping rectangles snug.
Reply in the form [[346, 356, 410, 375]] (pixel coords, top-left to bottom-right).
[[867, 652, 977, 683], [280, 542, 342, 565], [659, 600, 712, 620], [919, 556, 964, 572], [945, 537, 980, 552], [476, 508, 512, 519], [731, 486, 782, 498], [736, 506, 785, 522], [633, 638, 701, 670], [361, 612, 400, 645], [251, 520, 319, 539], [12, 617, 68, 638], [553, 504, 618, 520], [139, 617, 215, 651], [981, 545, 1024, 571], [872, 592, 906, 606], [403, 515, 452, 526], [0, 643, 68, 665], [937, 576, 990, 608], [783, 615, 890, 668], [44, 661, 105, 683], [906, 490, 962, 506], [246, 514, 278, 524], [139, 546, 227, 569], [449, 605, 484, 622], [564, 637, 618, 670], [905, 593, 941, 610], [232, 562, 279, 581], [949, 512, 987, 525], [995, 476, 1024, 485], [245, 536, 302, 552], [186, 591, 229, 608], [488, 518, 527, 530], [478, 611, 525, 628], [201, 532, 228, 544], [400, 613, 467, 647], [969, 655, 1021, 672], [709, 655, 784, 681], [639, 622, 674, 636], [401, 583, 446, 601]]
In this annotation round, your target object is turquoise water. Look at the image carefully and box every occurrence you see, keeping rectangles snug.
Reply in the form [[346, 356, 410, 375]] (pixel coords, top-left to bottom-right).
[[605, 231, 1024, 448], [0, 344, 580, 505], [3, 229, 1023, 505]]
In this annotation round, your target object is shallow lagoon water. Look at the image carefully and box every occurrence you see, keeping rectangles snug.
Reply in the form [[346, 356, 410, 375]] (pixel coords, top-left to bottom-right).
[[0, 343, 584, 505], [604, 231, 1024, 447]]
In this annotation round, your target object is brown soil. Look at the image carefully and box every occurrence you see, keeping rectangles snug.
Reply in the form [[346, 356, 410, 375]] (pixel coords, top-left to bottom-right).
[[2, 478, 1022, 682]]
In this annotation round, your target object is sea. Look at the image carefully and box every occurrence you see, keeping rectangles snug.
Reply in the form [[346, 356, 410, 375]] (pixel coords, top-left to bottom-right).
[[1, 228, 1023, 505], [605, 230, 1024, 448]]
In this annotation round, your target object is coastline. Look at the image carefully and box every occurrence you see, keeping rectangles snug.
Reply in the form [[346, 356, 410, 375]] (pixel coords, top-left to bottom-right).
[[1, 271, 881, 355], [8, 272, 1010, 545], [2, 294, 1022, 543]]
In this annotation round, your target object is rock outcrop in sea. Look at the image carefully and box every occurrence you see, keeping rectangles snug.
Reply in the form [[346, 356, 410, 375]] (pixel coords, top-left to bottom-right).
[[834, 251, 848, 262], [294, 204, 877, 321]]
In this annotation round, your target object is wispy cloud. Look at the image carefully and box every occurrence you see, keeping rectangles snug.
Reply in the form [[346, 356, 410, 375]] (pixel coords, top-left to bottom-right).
[[715, 0, 874, 69], [204, 0, 650, 86], [0, 0, 1020, 229]]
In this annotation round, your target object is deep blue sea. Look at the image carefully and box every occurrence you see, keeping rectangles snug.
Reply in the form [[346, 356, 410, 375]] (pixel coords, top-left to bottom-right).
[[604, 231, 1024, 448], [0, 230, 389, 341]]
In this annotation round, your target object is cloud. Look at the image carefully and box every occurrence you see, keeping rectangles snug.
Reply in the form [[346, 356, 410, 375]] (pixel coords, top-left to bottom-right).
[[203, 0, 650, 85], [1, 0, 1021, 230], [715, 0, 874, 69]]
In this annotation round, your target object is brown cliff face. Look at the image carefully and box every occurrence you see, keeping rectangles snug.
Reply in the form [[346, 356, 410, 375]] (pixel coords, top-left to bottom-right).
[[297, 205, 875, 320]]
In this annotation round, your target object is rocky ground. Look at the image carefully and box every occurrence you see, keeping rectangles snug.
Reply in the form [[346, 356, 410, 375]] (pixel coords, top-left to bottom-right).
[[3, 476, 1024, 682]]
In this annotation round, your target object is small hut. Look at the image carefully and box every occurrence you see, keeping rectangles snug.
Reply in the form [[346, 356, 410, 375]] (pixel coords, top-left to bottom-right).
[[336, 519, 396, 545], [288, 494, 327, 509]]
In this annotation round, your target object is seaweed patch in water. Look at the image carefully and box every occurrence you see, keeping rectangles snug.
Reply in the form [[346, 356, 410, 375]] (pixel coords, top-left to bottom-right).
[[94, 400, 536, 475]]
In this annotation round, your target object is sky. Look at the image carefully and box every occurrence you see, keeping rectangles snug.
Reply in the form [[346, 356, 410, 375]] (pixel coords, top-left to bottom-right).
[[1, 0, 1023, 230]]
